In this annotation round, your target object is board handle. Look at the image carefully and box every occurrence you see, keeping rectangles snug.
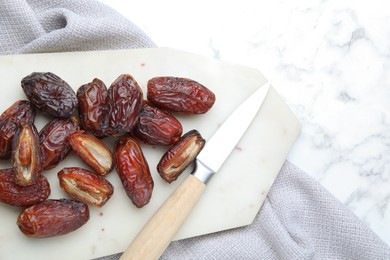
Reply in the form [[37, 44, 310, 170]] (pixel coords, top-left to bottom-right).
[[120, 174, 207, 260]]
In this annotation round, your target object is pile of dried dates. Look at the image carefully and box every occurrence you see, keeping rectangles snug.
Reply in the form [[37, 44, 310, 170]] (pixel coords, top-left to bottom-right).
[[0, 72, 215, 238]]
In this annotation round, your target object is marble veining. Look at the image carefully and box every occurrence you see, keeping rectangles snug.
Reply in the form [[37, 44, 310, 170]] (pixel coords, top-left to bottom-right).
[[100, 0, 390, 245]]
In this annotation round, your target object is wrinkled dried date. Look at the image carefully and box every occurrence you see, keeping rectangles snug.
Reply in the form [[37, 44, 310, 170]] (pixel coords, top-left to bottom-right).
[[58, 167, 114, 208], [68, 130, 114, 176], [0, 72, 215, 239], [12, 123, 42, 186], [114, 136, 153, 208], [39, 117, 79, 170], [147, 77, 216, 114], [77, 78, 108, 137], [106, 74, 143, 136], [0, 168, 50, 207], [0, 100, 35, 159], [133, 103, 183, 145], [157, 130, 205, 183], [21, 72, 78, 118], [17, 199, 89, 238]]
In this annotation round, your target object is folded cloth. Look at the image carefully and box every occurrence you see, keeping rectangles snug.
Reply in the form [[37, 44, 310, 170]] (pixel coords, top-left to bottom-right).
[[160, 161, 390, 259], [1, 1, 390, 259], [0, 0, 154, 54]]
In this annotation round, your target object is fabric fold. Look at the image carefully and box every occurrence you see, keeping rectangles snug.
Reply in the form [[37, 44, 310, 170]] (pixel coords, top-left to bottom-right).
[[0, 0, 45, 54], [0, 0, 155, 55], [158, 161, 390, 260]]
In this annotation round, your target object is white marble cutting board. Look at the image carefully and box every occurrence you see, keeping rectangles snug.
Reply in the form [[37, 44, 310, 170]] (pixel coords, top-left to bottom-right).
[[0, 48, 301, 259]]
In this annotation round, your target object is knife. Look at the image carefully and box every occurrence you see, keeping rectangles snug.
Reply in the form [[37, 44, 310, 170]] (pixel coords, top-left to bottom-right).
[[120, 82, 270, 260]]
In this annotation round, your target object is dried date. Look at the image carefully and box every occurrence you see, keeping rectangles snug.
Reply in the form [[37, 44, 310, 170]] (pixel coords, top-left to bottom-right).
[[39, 117, 79, 170], [17, 199, 89, 238], [68, 130, 114, 176], [106, 74, 143, 136], [0, 100, 35, 159], [0, 168, 50, 207], [77, 78, 108, 137], [12, 123, 42, 186], [157, 130, 205, 183], [58, 167, 114, 207], [114, 136, 153, 208], [21, 72, 78, 118], [133, 103, 183, 145], [147, 77, 216, 114]]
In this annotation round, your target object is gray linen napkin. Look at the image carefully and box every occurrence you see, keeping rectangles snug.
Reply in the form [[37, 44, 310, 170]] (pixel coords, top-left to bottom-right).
[[1, 1, 390, 259]]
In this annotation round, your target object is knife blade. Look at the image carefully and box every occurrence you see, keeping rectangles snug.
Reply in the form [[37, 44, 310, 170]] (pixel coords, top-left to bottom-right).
[[120, 82, 270, 260]]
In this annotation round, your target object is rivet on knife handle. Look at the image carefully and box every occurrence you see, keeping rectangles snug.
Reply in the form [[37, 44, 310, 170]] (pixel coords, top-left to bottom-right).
[[119, 83, 270, 260]]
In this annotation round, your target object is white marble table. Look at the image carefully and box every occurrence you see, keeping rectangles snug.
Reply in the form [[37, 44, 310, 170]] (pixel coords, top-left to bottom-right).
[[100, 0, 390, 246]]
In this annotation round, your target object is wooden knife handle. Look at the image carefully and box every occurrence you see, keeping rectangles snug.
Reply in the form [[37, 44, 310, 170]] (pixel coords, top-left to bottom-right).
[[120, 174, 206, 260]]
